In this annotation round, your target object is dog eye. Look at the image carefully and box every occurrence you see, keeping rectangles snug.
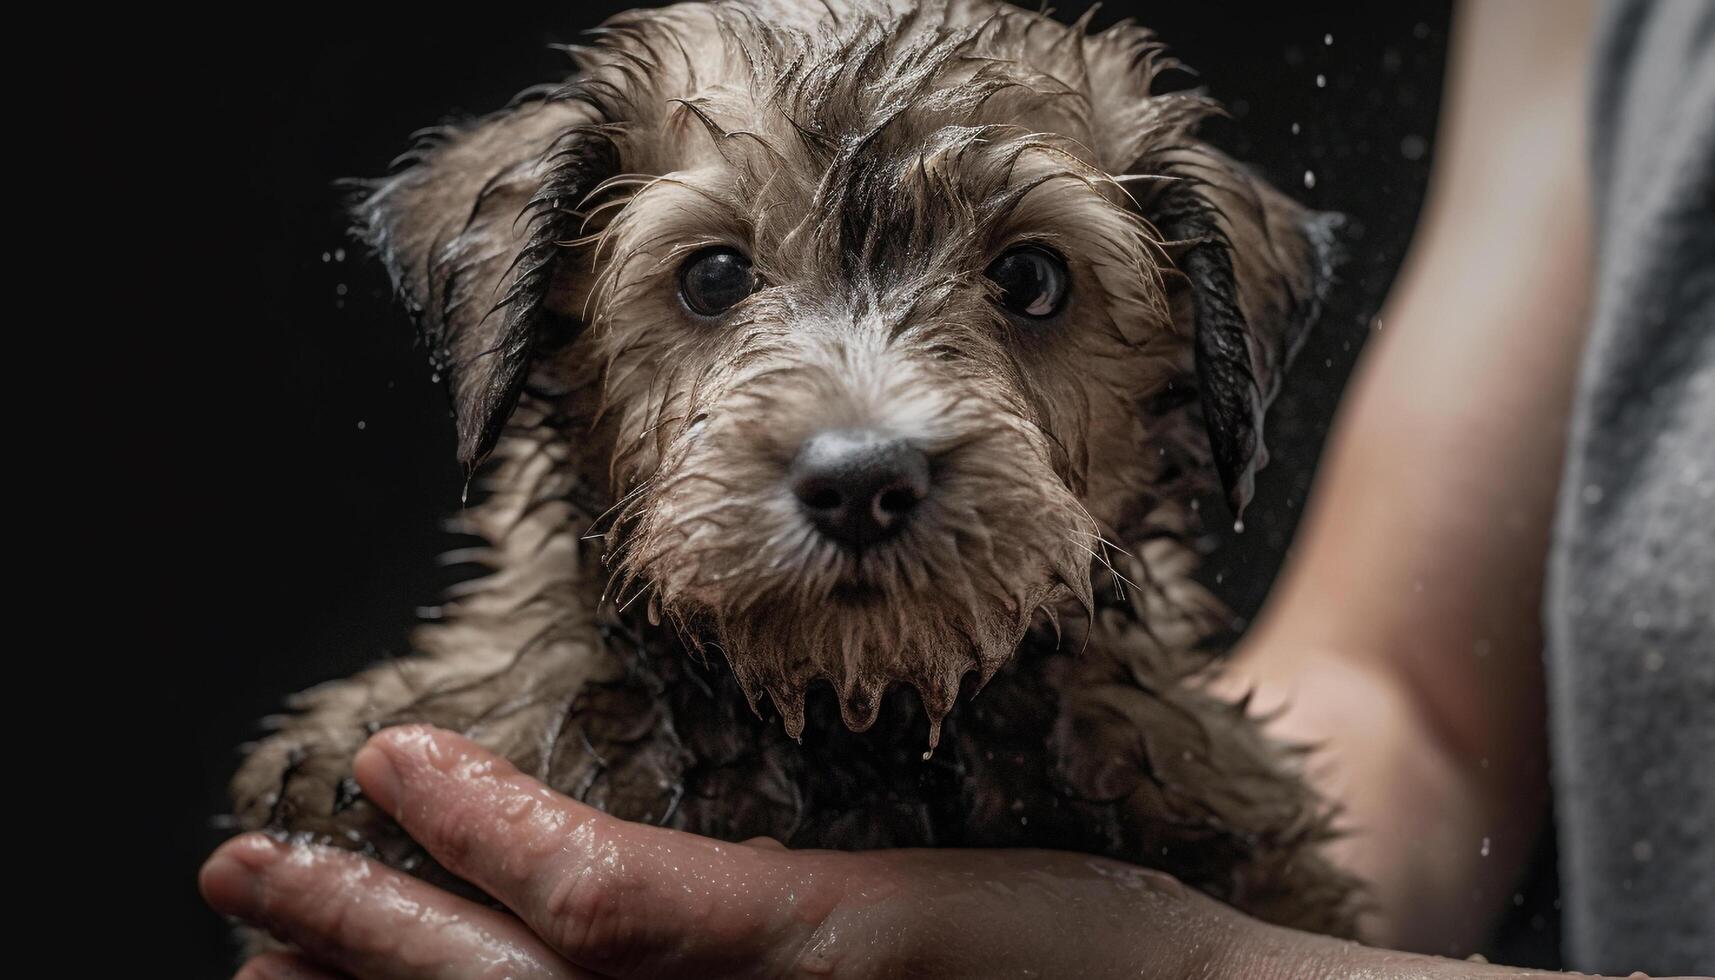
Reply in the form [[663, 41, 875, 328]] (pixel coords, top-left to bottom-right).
[[985, 246, 1069, 319], [679, 247, 757, 317]]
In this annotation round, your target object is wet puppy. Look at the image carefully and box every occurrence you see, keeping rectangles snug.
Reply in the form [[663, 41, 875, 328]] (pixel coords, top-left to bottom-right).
[[230, 0, 1359, 936]]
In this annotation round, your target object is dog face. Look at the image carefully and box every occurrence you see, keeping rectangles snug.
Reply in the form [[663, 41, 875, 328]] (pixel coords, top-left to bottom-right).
[[354, 0, 1335, 744]]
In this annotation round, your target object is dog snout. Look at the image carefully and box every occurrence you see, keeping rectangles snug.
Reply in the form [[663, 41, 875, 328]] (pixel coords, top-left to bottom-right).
[[789, 430, 930, 548]]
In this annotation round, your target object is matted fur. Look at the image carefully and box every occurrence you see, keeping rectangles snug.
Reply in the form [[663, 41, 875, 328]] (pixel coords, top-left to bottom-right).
[[229, 0, 1362, 943]]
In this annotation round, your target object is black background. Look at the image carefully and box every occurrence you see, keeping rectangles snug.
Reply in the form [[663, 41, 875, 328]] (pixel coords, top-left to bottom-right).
[[141, 3, 1546, 974]]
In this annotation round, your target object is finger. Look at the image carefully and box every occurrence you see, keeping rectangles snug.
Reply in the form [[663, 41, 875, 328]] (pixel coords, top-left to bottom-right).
[[355, 726, 840, 976], [201, 833, 593, 980], [234, 951, 350, 980]]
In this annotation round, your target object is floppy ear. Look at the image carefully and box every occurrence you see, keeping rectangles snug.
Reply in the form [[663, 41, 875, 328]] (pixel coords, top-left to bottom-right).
[[1142, 145, 1340, 520], [350, 95, 617, 467]]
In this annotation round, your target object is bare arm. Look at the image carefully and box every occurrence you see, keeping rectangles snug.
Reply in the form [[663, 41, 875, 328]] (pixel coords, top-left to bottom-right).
[[1215, 0, 1597, 953]]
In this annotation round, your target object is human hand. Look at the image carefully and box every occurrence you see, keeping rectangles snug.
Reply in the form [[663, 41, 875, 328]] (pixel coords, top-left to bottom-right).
[[198, 726, 1682, 979]]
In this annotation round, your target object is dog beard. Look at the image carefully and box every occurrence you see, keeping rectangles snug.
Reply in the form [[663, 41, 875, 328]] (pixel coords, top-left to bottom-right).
[[692, 562, 1081, 749], [613, 401, 1099, 749]]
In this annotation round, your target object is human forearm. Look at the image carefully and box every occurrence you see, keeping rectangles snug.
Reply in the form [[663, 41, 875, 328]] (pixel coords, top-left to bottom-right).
[[1215, 0, 1596, 952], [1215, 640, 1539, 951], [1209, 916, 1682, 980]]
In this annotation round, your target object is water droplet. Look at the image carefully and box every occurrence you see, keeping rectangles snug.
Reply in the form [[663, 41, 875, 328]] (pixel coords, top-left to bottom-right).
[[1400, 134, 1427, 160], [1291, 121, 1302, 135], [1632, 839, 1654, 862], [1323, 33, 1334, 46], [1303, 170, 1317, 189], [1480, 836, 1491, 857], [1643, 650, 1665, 672], [1315, 73, 1327, 88], [1582, 483, 1605, 505], [356, 420, 367, 431]]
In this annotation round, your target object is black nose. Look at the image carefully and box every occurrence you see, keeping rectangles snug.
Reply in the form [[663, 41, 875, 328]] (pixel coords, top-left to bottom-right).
[[789, 430, 931, 548]]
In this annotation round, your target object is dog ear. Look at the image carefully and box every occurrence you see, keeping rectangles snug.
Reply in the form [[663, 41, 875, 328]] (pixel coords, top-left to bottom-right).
[[350, 97, 617, 467], [1142, 145, 1340, 520]]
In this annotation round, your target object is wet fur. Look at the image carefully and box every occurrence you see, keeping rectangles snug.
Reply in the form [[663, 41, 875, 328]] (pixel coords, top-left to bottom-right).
[[229, 0, 1363, 942]]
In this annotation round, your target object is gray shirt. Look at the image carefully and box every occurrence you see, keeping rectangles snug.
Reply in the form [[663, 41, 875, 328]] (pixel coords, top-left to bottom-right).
[[1546, 1, 1715, 974]]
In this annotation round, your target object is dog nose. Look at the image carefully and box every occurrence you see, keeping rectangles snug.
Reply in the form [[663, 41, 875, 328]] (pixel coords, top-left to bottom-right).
[[789, 430, 930, 548]]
